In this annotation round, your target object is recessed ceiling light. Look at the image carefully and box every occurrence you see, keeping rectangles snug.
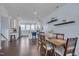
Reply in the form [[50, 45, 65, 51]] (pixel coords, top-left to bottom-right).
[[33, 11, 37, 15]]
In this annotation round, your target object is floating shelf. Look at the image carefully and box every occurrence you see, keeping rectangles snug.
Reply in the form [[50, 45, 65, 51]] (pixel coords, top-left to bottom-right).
[[54, 21, 75, 26], [48, 19, 58, 24]]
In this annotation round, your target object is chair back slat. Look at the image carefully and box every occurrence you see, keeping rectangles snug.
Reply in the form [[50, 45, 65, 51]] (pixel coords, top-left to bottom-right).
[[39, 32, 46, 46], [67, 37, 78, 48], [54, 33, 64, 40], [39, 32, 48, 55], [64, 37, 78, 56]]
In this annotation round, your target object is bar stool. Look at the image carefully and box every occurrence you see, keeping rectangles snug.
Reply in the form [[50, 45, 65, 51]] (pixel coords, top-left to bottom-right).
[[10, 35, 16, 42]]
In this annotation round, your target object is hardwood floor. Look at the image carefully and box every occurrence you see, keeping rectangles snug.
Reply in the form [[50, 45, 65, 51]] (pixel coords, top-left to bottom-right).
[[0, 37, 39, 56]]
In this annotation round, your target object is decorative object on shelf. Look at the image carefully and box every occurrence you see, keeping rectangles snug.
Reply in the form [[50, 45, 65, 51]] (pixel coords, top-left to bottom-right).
[[47, 18, 58, 24], [62, 19, 66, 22], [54, 21, 75, 26]]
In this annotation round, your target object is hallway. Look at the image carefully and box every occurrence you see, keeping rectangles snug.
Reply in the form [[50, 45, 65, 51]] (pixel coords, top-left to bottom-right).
[[0, 3, 79, 56], [1, 37, 39, 56]]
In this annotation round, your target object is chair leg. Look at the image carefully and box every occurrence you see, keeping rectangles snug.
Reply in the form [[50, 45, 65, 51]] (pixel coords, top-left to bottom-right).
[[72, 50, 75, 56], [72, 53, 75, 56], [37, 41, 39, 49], [37, 44, 39, 49], [45, 50, 48, 56]]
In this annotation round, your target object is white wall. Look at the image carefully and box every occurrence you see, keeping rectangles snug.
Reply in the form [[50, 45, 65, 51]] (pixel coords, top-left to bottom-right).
[[43, 4, 79, 55], [0, 6, 10, 40], [0, 6, 9, 49], [0, 16, 1, 49], [1, 16, 10, 40]]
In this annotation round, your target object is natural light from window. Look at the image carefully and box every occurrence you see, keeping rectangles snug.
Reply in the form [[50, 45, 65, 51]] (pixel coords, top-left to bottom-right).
[[26, 25, 30, 30], [31, 24, 35, 30], [20, 24, 25, 31], [20, 24, 40, 31]]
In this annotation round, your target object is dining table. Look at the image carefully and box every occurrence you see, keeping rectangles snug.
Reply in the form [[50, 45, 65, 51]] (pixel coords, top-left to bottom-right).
[[46, 36, 66, 55], [46, 39, 66, 46]]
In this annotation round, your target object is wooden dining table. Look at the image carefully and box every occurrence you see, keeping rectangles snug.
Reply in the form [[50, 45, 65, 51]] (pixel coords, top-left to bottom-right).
[[46, 39, 66, 47], [46, 37, 66, 55]]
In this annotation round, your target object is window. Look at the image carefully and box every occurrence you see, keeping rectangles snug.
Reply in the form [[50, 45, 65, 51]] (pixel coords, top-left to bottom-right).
[[36, 24, 40, 30], [14, 20, 17, 28], [20, 24, 25, 31], [26, 25, 30, 30], [31, 24, 35, 30], [20, 23, 41, 31]]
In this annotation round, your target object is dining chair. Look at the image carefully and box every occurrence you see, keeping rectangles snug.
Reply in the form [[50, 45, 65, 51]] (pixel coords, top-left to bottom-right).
[[37, 32, 45, 49], [0, 50, 5, 56], [32, 32, 36, 40], [54, 37, 78, 56], [39, 34, 53, 56]]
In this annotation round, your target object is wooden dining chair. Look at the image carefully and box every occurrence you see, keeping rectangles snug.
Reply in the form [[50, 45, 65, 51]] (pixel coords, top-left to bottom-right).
[[0, 50, 5, 56], [54, 37, 78, 56], [40, 34, 53, 56], [37, 32, 45, 49]]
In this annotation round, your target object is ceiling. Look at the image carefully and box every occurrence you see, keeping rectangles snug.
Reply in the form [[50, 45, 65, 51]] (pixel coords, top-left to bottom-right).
[[0, 3, 65, 21]]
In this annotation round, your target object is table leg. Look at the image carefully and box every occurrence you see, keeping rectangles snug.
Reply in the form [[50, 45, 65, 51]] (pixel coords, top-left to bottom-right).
[[52, 44, 55, 56]]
